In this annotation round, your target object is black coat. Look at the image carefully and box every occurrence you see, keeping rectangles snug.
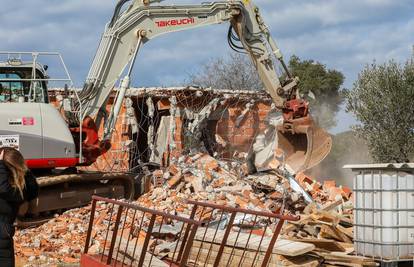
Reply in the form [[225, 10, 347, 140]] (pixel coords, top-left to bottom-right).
[[0, 161, 39, 266]]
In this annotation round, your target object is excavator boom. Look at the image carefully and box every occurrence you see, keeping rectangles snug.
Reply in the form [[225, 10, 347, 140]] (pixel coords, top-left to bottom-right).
[[68, 0, 331, 172]]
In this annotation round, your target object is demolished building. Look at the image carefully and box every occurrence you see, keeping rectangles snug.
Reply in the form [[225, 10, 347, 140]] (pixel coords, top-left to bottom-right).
[[13, 87, 361, 266], [50, 86, 276, 176]]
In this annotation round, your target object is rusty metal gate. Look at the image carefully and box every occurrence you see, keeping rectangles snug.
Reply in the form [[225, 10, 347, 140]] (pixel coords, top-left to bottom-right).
[[81, 196, 299, 267]]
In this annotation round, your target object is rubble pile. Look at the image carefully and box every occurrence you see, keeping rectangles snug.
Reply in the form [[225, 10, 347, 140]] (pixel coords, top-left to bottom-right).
[[14, 152, 360, 266], [134, 153, 365, 266], [137, 152, 310, 216], [15, 206, 93, 265], [295, 173, 353, 205], [138, 153, 353, 217], [15, 200, 139, 266]]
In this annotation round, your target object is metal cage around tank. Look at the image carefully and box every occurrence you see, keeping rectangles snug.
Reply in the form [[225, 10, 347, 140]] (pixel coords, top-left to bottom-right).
[[345, 163, 414, 263]]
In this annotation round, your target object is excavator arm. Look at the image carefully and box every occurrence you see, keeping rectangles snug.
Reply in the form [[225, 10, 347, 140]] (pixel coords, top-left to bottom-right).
[[71, 0, 331, 172]]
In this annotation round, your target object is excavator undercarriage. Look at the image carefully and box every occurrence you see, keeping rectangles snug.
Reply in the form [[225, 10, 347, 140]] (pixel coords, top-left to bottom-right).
[[17, 171, 134, 227]]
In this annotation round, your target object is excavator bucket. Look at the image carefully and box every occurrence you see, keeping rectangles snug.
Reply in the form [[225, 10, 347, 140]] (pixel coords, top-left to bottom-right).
[[277, 117, 332, 173]]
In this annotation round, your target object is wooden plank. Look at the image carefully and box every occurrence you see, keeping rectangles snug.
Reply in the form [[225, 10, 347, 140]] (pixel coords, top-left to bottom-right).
[[319, 225, 344, 242], [289, 238, 346, 252], [310, 211, 339, 225], [339, 242, 355, 254], [316, 252, 377, 266], [336, 224, 353, 240], [282, 216, 312, 234], [324, 261, 362, 267], [186, 240, 318, 267], [338, 216, 353, 227], [273, 255, 320, 267], [333, 226, 352, 243], [194, 227, 315, 257], [273, 239, 315, 256], [321, 199, 343, 211]]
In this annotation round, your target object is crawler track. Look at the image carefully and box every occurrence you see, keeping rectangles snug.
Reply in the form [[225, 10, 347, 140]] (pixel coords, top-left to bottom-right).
[[17, 172, 135, 227]]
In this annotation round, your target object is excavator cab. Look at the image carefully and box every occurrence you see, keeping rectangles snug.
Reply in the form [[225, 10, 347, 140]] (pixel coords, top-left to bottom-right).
[[0, 61, 49, 103]]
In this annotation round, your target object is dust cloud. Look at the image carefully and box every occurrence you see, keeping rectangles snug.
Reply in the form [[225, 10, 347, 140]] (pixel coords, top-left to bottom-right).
[[306, 130, 372, 188]]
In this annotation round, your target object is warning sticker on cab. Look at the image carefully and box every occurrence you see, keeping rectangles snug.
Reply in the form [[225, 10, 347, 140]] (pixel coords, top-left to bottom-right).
[[8, 117, 35, 126], [0, 135, 20, 150]]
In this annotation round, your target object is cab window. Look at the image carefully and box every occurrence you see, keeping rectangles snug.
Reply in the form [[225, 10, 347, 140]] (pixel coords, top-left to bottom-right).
[[0, 70, 48, 103], [0, 73, 25, 102]]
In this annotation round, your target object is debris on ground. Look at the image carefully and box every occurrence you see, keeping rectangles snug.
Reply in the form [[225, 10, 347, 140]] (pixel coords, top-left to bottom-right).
[[13, 151, 363, 266], [137, 152, 310, 216], [14, 206, 92, 266], [13, 88, 366, 266]]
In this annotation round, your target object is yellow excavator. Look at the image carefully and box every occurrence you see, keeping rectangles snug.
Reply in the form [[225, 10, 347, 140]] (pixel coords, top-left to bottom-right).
[[0, 0, 331, 219]]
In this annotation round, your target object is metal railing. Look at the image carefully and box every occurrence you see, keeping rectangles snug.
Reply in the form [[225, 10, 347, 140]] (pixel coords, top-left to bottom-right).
[[82, 196, 201, 267], [185, 200, 299, 267], [82, 196, 299, 267]]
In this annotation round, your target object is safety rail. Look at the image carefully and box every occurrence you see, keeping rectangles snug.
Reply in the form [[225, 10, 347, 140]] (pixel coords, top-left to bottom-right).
[[185, 200, 299, 267], [82, 196, 201, 267], [81, 196, 299, 267]]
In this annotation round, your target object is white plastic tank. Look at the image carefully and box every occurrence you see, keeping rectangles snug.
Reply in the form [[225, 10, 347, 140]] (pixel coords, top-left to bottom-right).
[[344, 163, 414, 261]]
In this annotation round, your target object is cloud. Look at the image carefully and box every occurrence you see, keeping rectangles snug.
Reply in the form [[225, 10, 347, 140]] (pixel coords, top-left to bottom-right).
[[279, 17, 414, 88], [1, 0, 413, 132]]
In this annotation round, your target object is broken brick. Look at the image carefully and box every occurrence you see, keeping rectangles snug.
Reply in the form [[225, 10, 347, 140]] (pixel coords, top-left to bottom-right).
[[328, 187, 344, 201], [269, 191, 283, 200], [211, 177, 225, 188], [341, 186, 352, 200], [242, 189, 251, 198], [167, 173, 183, 188], [323, 180, 336, 191], [296, 172, 313, 186], [235, 196, 249, 209], [168, 164, 181, 176]]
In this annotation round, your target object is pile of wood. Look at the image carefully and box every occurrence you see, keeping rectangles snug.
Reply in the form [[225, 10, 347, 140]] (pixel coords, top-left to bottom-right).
[[279, 202, 377, 266]]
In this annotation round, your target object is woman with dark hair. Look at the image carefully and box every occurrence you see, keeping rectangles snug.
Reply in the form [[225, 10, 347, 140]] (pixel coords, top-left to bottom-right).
[[0, 147, 38, 266]]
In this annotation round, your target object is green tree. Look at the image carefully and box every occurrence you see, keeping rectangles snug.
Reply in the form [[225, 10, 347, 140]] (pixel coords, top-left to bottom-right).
[[345, 55, 414, 163], [288, 55, 344, 129], [189, 53, 345, 129]]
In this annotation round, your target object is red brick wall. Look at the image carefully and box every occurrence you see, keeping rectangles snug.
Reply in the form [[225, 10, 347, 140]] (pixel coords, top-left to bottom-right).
[[216, 102, 271, 156], [49, 90, 272, 170], [171, 101, 272, 160]]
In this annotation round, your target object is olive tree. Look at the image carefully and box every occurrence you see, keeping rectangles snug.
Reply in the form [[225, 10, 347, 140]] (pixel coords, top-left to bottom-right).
[[345, 55, 414, 163]]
